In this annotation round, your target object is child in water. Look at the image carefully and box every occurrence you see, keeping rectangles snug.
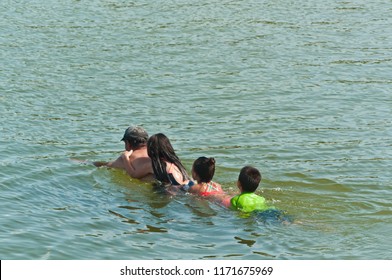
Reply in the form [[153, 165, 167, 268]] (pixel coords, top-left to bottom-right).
[[218, 165, 292, 223], [183, 157, 224, 196], [218, 166, 271, 213], [229, 166, 271, 212]]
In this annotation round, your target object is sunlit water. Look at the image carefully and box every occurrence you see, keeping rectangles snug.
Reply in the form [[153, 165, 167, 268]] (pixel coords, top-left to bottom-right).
[[1, 0, 391, 259]]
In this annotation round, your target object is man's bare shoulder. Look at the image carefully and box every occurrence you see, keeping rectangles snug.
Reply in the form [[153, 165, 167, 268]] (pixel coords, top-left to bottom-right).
[[130, 147, 149, 159], [130, 148, 153, 174]]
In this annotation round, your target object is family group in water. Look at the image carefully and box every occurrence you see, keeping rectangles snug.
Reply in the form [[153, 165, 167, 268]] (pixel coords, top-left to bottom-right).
[[94, 126, 274, 214]]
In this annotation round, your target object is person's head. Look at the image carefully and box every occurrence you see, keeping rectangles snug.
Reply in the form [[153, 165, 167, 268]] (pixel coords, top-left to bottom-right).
[[147, 133, 176, 161], [237, 166, 262, 193], [121, 126, 148, 151], [192, 157, 216, 183], [147, 133, 189, 183]]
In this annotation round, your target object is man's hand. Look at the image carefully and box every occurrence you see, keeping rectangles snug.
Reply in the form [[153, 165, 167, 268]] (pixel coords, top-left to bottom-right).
[[121, 150, 133, 162]]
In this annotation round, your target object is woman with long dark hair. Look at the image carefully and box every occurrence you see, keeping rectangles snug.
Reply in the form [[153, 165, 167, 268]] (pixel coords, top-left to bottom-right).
[[147, 133, 191, 187]]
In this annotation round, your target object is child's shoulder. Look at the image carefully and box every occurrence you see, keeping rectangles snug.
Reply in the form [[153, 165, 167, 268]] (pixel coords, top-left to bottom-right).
[[183, 181, 205, 194], [210, 181, 223, 191]]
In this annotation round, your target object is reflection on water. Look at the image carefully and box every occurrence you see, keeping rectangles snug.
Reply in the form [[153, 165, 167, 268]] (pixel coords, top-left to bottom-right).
[[109, 210, 140, 225], [235, 236, 256, 247], [136, 225, 168, 234]]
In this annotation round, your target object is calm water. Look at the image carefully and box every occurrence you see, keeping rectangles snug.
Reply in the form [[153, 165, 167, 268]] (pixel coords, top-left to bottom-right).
[[1, 0, 391, 259]]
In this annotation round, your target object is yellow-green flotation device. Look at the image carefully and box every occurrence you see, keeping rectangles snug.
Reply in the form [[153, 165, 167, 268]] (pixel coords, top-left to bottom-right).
[[230, 192, 272, 213]]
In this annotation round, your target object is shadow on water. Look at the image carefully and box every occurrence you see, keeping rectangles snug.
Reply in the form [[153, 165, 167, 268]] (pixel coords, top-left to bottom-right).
[[251, 209, 294, 225]]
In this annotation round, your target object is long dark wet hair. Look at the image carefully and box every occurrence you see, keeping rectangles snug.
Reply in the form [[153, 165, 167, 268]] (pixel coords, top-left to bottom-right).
[[147, 133, 190, 184]]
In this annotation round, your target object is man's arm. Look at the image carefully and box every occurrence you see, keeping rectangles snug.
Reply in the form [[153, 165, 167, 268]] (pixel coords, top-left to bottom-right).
[[93, 151, 153, 179], [93, 154, 125, 169], [93, 161, 108, 167], [121, 151, 153, 179]]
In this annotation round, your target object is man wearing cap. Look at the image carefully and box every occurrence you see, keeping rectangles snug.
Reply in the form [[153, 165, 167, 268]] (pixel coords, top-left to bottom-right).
[[93, 126, 154, 180]]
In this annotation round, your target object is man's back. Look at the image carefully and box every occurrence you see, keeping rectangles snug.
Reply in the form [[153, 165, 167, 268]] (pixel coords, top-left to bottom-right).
[[125, 146, 154, 180]]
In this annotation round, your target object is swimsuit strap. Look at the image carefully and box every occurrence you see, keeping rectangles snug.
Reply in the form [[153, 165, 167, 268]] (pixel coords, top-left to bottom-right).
[[200, 181, 221, 193], [166, 162, 183, 186], [167, 162, 174, 173], [202, 182, 211, 192], [168, 173, 181, 186]]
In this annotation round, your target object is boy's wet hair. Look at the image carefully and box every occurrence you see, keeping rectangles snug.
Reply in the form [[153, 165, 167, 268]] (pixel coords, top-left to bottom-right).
[[192, 157, 216, 183], [238, 166, 261, 192]]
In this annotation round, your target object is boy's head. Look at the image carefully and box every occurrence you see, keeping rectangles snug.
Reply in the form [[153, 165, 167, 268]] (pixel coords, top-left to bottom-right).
[[237, 166, 261, 193], [192, 157, 216, 183]]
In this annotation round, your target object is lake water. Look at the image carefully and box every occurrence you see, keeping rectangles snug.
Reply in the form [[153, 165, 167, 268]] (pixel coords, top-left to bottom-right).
[[1, 0, 391, 259]]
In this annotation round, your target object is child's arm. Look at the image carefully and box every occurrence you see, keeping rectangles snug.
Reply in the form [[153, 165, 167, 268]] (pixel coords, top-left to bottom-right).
[[188, 183, 203, 194], [220, 196, 232, 208], [211, 193, 232, 208]]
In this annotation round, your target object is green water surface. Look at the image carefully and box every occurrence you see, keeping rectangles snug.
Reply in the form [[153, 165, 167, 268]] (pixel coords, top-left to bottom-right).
[[1, 0, 391, 259]]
